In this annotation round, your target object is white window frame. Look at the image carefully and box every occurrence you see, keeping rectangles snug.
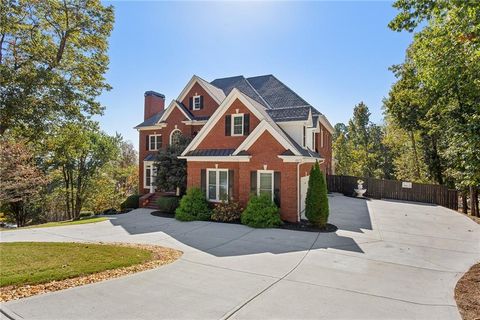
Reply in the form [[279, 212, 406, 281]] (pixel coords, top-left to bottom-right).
[[143, 162, 156, 189], [193, 95, 201, 110], [312, 131, 316, 151], [169, 129, 182, 145], [257, 170, 274, 201], [302, 125, 306, 148], [206, 168, 229, 202], [231, 113, 244, 136], [149, 134, 162, 151]]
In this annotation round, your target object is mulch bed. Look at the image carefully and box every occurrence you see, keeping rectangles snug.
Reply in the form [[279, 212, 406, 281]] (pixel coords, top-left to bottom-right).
[[280, 221, 338, 233], [455, 262, 480, 320], [0, 243, 182, 302]]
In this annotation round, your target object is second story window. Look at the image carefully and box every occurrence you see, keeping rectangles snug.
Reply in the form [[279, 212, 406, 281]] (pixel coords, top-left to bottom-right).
[[149, 134, 162, 151], [193, 95, 201, 110], [302, 125, 306, 148], [232, 114, 244, 136]]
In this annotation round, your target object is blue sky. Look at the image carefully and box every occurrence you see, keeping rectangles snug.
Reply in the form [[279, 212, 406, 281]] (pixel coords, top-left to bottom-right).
[[98, 1, 413, 150]]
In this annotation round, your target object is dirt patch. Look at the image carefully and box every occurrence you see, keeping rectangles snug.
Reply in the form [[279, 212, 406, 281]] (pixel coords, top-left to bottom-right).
[[455, 262, 480, 320], [0, 243, 182, 302]]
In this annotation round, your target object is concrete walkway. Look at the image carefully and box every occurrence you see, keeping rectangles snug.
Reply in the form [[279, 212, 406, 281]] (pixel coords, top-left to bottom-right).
[[1, 194, 479, 319]]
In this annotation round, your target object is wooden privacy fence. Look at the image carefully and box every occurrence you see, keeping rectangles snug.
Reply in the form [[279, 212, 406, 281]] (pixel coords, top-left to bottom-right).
[[326, 175, 458, 210]]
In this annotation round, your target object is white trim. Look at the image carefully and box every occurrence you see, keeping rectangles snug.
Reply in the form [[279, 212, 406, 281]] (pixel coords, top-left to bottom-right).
[[159, 100, 192, 123], [233, 120, 301, 156], [143, 161, 156, 189], [206, 168, 229, 202], [321, 127, 324, 148], [177, 75, 225, 105], [277, 155, 323, 163], [181, 120, 208, 125], [319, 115, 334, 134], [257, 170, 274, 201], [169, 129, 182, 145], [182, 89, 266, 155], [149, 134, 162, 151], [178, 156, 251, 162], [134, 123, 167, 131], [231, 113, 244, 136], [193, 95, 201, 111]]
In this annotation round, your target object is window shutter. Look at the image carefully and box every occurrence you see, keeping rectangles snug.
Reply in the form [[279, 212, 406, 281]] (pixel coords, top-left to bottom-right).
[[228, 170, 234, 200], [189, 97, 193, 110], [200, 96, 204, 109], [158, 135, 163, 149], [243, 114, 250, 135], [225, 115, 231, 136], [146, 135, 149, 151], [200, 169, 206, 196], [274, 172, 281, 208], [250, 171, 257, 195]]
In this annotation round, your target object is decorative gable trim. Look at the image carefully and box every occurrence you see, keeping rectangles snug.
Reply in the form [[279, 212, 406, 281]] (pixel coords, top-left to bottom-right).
[[181, 88, 266, 156], [177, 75, 225, 105], [232, 120, 301, 156], [159, 100, 192, 123]]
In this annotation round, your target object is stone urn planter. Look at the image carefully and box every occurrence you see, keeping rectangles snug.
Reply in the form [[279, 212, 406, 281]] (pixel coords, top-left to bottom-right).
[[354, 179, 367, 198]]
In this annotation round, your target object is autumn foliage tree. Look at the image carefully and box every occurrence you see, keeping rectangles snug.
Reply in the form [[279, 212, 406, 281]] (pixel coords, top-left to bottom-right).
[[0, 138, 48, 226]]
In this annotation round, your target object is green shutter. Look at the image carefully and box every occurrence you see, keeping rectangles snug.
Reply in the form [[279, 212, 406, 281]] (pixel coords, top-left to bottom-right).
[[200, 169, 206, 196], [225, 115, 231, 136], [244, 114, 250, 135], [228, 170, 234, 200], [250, 171, 257, 195]]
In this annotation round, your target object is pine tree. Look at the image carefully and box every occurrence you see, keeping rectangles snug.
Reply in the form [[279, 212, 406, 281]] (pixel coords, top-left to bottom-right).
[[305, 162, 329, 228]]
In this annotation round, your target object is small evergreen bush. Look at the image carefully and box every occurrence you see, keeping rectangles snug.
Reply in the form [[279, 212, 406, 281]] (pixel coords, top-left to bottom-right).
[[120, 194, 140, 210], [211, 200, 243, 222], [305, 162, 329, 228], [241, 193, 282, 228], [156, 196, 180, 214], [175, 188, 211, 221]]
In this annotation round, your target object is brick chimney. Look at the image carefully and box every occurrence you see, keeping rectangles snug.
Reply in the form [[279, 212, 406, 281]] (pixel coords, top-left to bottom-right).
[[144, 91, 165, 120]]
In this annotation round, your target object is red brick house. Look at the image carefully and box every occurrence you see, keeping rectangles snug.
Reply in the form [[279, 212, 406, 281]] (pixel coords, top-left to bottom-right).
[[135, 75, 333, 222]]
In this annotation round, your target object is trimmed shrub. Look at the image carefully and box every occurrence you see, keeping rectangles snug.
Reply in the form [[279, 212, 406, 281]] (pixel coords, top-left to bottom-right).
[[211, 200, 243, 222], [175, 188, 211, 221], [120, 194, 140, 210], [79, 211, 93, 218], [305, 162, 329, 228], [241, 194, 282, 228], [156, 196, 180, 214]]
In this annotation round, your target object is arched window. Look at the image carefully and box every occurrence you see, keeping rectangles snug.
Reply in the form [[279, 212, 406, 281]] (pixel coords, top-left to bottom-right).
[[170, 129, 182, 146]]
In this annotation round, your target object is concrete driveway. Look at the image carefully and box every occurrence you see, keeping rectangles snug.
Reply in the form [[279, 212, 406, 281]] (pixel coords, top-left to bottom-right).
[[1, 194, 479, 320]]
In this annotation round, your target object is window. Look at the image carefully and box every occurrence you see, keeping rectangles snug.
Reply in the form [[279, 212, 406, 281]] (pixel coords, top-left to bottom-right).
[[149, 135, 162, 151], [257, 170, 274, 200], [302, 125, 306, 147], [312, 131, 316, 151], [170, 129, 182, 146], [321, 127, 324, 148], [232, 114, 243, 136], [193, 95, 201, 110], [207, 169, 228, 201]]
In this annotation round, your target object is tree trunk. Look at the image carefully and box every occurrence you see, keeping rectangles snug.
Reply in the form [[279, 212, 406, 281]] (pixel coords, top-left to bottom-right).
[[410, 130, 421, 180], [470, 186, 478, 217], [462, 191, 468, 214]]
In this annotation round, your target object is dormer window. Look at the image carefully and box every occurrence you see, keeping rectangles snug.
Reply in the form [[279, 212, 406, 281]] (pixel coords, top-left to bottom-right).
[[193, 95, 201, 110], [302, 125, 306, 148], [232, 114, 244, 136]]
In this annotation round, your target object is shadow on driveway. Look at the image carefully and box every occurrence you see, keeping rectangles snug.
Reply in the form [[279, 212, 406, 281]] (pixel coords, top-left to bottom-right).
[[109, 194, 373, 256]]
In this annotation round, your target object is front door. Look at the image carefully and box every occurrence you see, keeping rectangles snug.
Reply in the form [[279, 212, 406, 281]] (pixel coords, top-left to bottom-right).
[[300, 175, 309, 220]]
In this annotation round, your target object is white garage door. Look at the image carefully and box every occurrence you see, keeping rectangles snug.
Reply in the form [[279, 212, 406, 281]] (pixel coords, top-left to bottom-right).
[[300, 175, 309, 220]]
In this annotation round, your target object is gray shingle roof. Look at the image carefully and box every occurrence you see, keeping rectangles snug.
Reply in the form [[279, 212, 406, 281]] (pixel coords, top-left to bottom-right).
[[210, 76, 267, 107], [185, 149, 236, 157], [135, 109, 166, 128], [267, 106, 311, 122], [144, 154, 156, 161]]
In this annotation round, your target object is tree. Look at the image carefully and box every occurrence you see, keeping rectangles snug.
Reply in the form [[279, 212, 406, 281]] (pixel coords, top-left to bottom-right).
[[0, 138, 48, 226], [0, 0, 114, 137], [332, 128, 352, 176], [154, 134, 191, 195], [305, 162, 329, 228], [46, 122, 119, 220], [388, 0, 480, 213]]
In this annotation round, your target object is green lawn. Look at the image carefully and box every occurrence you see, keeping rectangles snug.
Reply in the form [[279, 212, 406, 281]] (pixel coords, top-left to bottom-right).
[[0, 242, 152, 287], [7, 216, 109, 230]]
